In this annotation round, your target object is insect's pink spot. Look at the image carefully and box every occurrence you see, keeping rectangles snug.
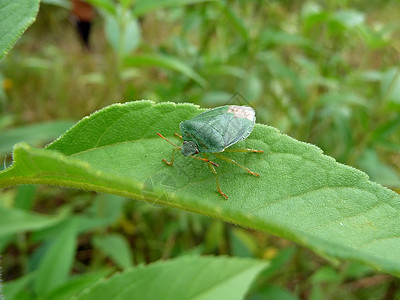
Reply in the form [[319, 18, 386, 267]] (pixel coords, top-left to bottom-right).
[[227, 105, 255, 121]]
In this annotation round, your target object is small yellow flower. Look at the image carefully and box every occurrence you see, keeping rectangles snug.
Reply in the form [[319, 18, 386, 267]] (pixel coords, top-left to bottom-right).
[[262, 247, 278, 260], [3, 78, 13, 90]]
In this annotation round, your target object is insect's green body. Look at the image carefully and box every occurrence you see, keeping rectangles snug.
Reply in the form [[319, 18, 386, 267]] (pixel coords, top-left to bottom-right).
[[180, 105, 256, 156], [157, 105, 261, 199]]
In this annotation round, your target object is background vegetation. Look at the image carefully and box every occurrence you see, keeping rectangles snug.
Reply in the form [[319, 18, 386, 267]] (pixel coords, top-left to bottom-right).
[[1, 0, 400, 299]]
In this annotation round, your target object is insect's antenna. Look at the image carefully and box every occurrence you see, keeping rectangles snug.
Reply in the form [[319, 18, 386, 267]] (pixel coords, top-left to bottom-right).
[[157, 133, 180, 148]]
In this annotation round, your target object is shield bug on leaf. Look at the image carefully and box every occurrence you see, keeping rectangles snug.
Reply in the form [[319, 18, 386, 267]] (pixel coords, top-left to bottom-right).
[[157, 105, 263, 199]]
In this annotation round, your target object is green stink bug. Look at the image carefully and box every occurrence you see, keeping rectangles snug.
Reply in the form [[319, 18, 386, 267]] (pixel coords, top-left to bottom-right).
[[157, 105, 263, 199]]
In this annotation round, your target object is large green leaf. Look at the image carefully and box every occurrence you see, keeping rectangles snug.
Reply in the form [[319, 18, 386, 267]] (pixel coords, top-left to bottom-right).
[[0, 0, 40, 59], [76, 256, 268, 300], [0, 101, 399, 276]]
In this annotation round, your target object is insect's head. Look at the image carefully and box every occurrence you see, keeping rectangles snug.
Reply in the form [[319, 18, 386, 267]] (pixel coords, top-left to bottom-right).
[[181, 141, 199, 156]]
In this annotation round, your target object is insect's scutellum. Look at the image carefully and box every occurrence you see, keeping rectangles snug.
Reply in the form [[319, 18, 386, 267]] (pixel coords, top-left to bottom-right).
[[157, 105, 263, 199]]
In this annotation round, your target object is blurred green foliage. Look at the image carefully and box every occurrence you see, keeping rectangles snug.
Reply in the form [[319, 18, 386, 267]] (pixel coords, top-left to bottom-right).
[[1, 0, 400, 299]]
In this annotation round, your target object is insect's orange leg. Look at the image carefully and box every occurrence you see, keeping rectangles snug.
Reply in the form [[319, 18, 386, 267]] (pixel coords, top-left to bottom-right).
[[189, 155, 219, 167], [204, 154, 228, 199], [157, 132, 180, 148], [214, 153, 260, 176], [174, 133, 183, 139], [157, 133, 181, 165], [162, 148, 178, 166]]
